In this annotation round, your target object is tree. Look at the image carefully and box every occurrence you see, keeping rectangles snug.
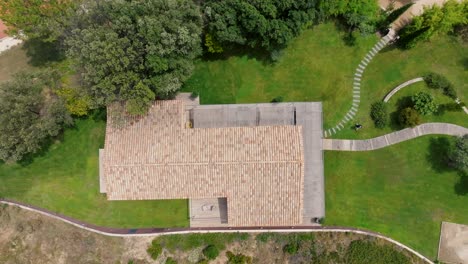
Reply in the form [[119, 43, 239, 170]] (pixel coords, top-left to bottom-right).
[[0, 0, 79, 41], [202, 245, 220, 260], [450, 135, 468, 174], [204, 0, 316, 51], [411, 92, 438, 115], [382, 3, 414, 27], [319, 0, 380, 34], [66, 0, 202, 115], [398, 0, 468, 48], [370, 102, 388, 128], [147, 240, 163, 260], [0, 71, 72, 163], [398, 107, 421, 127]]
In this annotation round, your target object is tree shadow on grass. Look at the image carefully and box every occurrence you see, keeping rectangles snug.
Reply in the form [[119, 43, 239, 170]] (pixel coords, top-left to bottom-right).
[[426, 137, 454, 173], [22, 39, 65, 67], [454, 172, 468, 196], [389, 96, 413, 130], [200, 43, 274, 65]]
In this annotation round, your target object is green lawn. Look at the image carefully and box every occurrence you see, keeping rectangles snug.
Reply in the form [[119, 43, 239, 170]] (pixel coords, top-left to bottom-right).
[[182, 22, 377, 128], [0, 44, 35, 83], [325, 135, 468, 259], [334, 35, 467, 139], [0, 117, 189, 228]]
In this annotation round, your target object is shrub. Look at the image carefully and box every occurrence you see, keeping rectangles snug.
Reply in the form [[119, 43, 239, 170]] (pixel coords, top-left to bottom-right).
[[345, 240, 411, 264], [226, 251, 252, 264], [165, 257, 177, 264], [398, 107, 421, 127], [271, 96, 284, 103], [411, 92, 438, 115], [203, 245, 219, 260], [450, 134, 468, 174], [370, 102, 388, 128], [443, 85, 458, 99], [440, 103, 464, 112], [383, 3, 414, 27], [283, 243, 299, 254], [423, 72, 451, 90], [190, 91, 199, 99], [147, 240, 163, 260]]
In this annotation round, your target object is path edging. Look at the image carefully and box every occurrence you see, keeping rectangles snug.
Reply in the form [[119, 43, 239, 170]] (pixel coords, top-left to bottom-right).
[[0, 199, 433, 263], [383, 77, 424, 102]]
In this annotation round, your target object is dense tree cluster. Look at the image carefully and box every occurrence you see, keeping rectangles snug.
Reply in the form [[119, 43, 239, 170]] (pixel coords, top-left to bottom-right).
[[0, 0, 79, 41], [450, 135, 468, 174], [398, 0, 468, 48], [203, 0, 317, 51], [0, 71, 72, 162], [66, 0, 202, 115], [318, 0, 380, 34]]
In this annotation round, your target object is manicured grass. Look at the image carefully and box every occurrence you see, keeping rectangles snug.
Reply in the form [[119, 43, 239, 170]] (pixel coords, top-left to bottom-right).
[[0, 117, 189, 228], [335, 36, 467, 138], [324, 135, 468, 258], [182, 22, 377, 128]]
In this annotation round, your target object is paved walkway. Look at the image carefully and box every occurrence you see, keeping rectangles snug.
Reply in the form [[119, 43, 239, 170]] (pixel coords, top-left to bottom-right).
[[323, 123, 468, 151], [384, 77, 424, 102], [324, 31, 396, 138], [0, 199, 433, 263]]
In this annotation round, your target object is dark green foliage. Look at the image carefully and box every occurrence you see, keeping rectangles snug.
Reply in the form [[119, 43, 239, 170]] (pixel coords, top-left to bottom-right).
[[0, 0, 79, 41], [0, 70, 73, 163], [383, 3, 414, 27], [197, 260, 209, 264], [165, 257, 177, 264], [271, 96, 284, 103], [204, 0, 316, 51], [398, 107, 421, 127], [397, 0, 468, 48], [153, 233, 250, 251], [147, 241, 163, 260], [66, 0, 202, 115], [191, 91, 199, 99], [370, 102, 388, 128], [450, 135, 468, 174], [203, 245, 220, 260], [283, 243, 299, 254], [226, 251, 252, 264], [440, 103, 464, 112], [345, 240, 411, 264], [423, 72, 451, 89], [411, 92, 438, 115], [443, 86, 458, 99], [319, 0, 380, 34], [398, 26, 431, 49], [255, 233, 274, 243]]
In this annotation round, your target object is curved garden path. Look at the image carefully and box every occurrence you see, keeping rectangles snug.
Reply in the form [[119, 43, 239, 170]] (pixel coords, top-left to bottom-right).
[[384, 77, 424, 102], [0, 199, 433, 264], [324, 30, 396, 138], [323, 122, 467, 151]]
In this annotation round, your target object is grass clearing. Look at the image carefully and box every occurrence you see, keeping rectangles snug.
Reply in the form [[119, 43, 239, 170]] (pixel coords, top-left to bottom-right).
[[324, 135, 468, 258], [182, 22, 377, 128], [0, 44, 34, 82], [0, 117, 189, 228]]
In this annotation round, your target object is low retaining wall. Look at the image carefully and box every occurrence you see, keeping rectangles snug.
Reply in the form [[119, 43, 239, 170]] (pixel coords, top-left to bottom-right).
[[0, 199, 433, 263], [383, 77, 424, 102]]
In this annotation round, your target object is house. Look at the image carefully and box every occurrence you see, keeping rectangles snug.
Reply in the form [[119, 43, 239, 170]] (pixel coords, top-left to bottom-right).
[[99, 94, 324, 227]]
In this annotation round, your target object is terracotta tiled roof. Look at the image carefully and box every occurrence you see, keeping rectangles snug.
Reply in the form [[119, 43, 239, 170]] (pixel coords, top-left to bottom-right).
[[102, 100, 304, 226]]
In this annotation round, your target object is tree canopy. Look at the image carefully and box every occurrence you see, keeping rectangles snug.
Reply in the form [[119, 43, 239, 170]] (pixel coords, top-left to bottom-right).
[[203, 0, 317, 51], [66, 0, 202, 115], [399, 0, 468, 48], [0, 0, 79, 41], [318, 0, 380, 34], [450, 135, 468, 174], [0, 71, 72, 163]]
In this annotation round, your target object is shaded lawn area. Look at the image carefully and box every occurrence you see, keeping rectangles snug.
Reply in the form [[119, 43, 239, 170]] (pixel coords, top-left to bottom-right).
[[335, 35, 467, 139], [0, 118, 189, 228], [324, 135, 468, 259], [0, 44, 34, 83], [182, 22, 377, 128]]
